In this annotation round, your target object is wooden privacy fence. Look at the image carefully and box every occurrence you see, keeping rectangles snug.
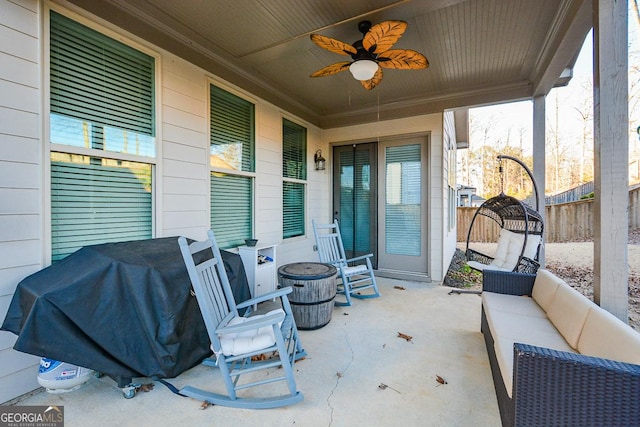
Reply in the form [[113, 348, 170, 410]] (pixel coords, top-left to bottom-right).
[[458, 185, 640, 243]]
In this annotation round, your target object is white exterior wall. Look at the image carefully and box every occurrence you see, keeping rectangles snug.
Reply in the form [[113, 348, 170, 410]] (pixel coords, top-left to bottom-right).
[[323, 114, 450, 282], [442, 111, 458, 276], [0, 0, 327, 403], [0, 0, 44, 403]]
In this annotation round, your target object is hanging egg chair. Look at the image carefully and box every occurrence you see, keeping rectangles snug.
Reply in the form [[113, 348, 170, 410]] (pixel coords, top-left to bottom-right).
[[465, 155, 544, 274]]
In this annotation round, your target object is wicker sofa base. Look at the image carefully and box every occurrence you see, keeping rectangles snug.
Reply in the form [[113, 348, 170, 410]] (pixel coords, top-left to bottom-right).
[[481, 270, 640, 427], [481, 308, 513, 427]]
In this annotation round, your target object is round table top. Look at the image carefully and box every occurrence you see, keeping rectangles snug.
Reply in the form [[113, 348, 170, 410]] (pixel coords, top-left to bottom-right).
[[278, 262, 337, 280]]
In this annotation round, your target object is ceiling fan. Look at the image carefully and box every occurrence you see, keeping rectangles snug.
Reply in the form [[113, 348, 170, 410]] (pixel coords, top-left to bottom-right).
[[309, 20, 429, 90]]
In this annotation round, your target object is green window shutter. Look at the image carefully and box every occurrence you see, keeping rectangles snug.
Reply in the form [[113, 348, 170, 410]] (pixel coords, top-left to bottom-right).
[[283, 182, 305, 239], [282, 119, 306, 239], [282, 119, 306, 180], [210, 85, 255, 172], [211, 173, 253, 248], [50, 11, 155, 147], [50, 154, 152, 262], [385, 144, 422, 256]]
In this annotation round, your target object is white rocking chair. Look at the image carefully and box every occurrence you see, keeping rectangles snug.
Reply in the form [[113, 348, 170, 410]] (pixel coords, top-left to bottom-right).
[[178, 230, 305, 409], [312, 219, 380, 306]]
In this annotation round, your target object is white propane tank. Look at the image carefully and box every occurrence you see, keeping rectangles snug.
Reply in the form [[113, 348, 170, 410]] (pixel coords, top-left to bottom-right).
[[37, 358, 95, 393]]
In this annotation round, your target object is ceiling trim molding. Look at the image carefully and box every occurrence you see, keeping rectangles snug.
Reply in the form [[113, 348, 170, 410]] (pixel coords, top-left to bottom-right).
[[319, 81, 533, 128]]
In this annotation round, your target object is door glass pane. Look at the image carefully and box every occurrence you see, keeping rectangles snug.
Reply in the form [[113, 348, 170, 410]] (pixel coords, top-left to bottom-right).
[[339, 149, 371, 257], [385, 144, 421, 256]]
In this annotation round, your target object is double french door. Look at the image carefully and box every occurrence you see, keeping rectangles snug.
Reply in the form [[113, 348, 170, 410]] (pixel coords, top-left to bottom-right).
[[332, 136, 429, 278]]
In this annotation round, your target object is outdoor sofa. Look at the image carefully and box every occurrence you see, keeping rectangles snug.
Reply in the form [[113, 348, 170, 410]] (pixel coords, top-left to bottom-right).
[[481, 268, 640, 426]]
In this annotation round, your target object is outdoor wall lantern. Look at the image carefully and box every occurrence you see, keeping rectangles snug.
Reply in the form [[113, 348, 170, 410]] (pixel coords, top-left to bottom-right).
[[314, 149, 326, 171]]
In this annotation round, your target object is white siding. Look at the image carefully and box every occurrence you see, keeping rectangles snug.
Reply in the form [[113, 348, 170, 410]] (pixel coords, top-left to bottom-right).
[[442, 111, 458, 277], [160, 57, 209, 239], [0, 0, 43, 404]]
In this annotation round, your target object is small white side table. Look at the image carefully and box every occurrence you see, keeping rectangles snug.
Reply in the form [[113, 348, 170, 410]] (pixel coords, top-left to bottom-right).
[[238, 243, 277, 300]]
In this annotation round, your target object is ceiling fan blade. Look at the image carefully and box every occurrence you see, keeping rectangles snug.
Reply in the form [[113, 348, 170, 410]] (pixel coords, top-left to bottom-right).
[[361, 66, 383, 90], [377, 49, 429, 70], [310, 61, 352, 78], [310, 34, 357, 56], [362, 21, 407, 54]]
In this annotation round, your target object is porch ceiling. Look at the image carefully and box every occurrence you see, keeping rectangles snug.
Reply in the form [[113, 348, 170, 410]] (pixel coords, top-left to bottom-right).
[[63, 0, 592, 129]]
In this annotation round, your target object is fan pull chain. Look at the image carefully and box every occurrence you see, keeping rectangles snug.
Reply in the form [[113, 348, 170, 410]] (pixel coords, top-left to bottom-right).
[[376, 93, 380, 143]]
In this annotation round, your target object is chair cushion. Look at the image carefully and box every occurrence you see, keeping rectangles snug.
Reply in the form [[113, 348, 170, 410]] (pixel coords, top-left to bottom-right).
[[500, 232, 525, 271], [218, 309, 284, 356], [491, 229, 513, 268], [343, 264, 368, 276], [523, 234, 541, 260], [467, 260, 512, 272]]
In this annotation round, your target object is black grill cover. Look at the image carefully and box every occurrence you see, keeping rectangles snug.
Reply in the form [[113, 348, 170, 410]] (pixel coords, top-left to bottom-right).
[[1, 237, 251, 383]]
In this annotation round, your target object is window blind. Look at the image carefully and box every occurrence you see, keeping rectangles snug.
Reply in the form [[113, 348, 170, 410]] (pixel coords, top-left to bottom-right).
[[282, 119, 306, 239], [211, 173, 253, 248], [49, 12, 155, 262], [50, 11, 155, 138], [282, 119, 306, 180], [385, 144, 422, 256], [210, 85, 254, 171], [283, 182, 305, 239], [50, 154, 152, 262]]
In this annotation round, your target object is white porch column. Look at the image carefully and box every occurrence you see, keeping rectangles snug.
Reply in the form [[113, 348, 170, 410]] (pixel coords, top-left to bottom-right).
[[532, 95, 546, 267], [593, 0, 629, 321]]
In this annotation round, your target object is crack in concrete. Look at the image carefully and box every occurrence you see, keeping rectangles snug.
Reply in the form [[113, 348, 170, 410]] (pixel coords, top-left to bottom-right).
[[326, 330, 355, 427]]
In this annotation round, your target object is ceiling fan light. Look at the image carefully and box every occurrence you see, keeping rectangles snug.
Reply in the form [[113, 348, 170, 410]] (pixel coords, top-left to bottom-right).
[[349, 60, 378, 81]]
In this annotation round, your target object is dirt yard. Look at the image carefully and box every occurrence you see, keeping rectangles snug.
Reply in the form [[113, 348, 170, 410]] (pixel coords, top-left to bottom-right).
[[451, 230, 640, 330]]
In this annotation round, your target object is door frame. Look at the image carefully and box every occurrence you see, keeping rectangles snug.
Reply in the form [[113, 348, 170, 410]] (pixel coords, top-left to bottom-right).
[[329, 132, 431, 282], [376, 134, 431, 281]]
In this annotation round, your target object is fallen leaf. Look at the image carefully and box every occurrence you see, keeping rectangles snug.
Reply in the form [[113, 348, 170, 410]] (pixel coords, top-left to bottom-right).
[[397, 332, 413, 343], [251, 353, 267, 361], [200, 401, 211, 410], [135, 383, 154, 393], [436, 375, 448, 385], [393, 286, 406, 290], [378, 383, 401, 393]]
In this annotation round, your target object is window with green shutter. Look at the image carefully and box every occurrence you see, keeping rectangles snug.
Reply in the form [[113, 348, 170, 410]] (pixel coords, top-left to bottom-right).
[[49, 11, 155, 262], [282, 119, 306, 239], [210, 85, 255, 247]]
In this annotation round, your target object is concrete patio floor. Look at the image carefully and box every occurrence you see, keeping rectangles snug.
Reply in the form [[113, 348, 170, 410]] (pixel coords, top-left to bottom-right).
[[6, 278, 500, 426]]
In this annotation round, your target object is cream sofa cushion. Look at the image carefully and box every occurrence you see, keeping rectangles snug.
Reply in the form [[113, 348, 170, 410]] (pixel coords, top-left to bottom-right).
[[531, 269, 561, 311], [489, 308, 576, 397], [577, 306, 640, 365], [482, 292, 547, 318], [545, 282, 592, 349], [494, 334, 575, 397]]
